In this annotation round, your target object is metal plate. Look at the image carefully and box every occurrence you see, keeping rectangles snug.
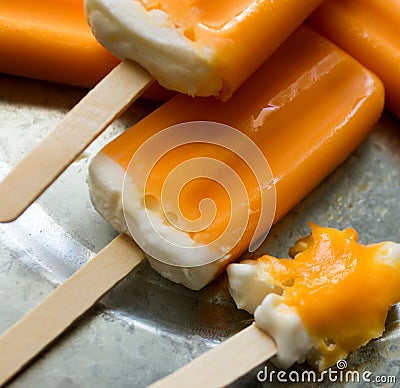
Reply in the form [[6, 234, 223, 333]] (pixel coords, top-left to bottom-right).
[[0, 73, 399, 387]]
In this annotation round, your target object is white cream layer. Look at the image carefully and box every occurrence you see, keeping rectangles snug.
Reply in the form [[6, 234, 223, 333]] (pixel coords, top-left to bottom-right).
[[88, 153, 230, 290], [227, 261, 312, 368], [84, 0, 222, 96]]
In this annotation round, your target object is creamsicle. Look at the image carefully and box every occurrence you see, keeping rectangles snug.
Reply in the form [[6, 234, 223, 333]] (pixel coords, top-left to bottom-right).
[[228, 224, 400, 370], [308, 0, 400, 117], [84, 0, 326, 99], [0, 0, 170, 100], [88, 26, 384, 290], [0, 0, 118, 88]]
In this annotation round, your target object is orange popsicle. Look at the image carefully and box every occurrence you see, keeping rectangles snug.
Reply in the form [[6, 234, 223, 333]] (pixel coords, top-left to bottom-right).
[[228, 224, 400, 370], [0, 0, 170, 99], [88, 26, 384, 290], [308, 0, 400, 117], [0, 0, 118, 88], [85, 0, 326, 99]]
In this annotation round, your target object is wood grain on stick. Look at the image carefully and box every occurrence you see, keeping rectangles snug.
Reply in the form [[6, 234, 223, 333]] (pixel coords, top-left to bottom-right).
[[0, 60, 154, 222], [0, 234, 145, 387], [150, 324, 277, 388]]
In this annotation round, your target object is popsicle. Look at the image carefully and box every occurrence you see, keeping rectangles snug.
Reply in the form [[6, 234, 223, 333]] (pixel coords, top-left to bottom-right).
[[150, 225, 400, 386], [227, 224, 400, 371], [307, 0, 400, 117], [0, 0, 170, 100], [88, 26, 384, 290], [85, 0, 325, 99], [0, 27, 384, 386], [0, 0, 118, 88], [0, 0, 326, 223]]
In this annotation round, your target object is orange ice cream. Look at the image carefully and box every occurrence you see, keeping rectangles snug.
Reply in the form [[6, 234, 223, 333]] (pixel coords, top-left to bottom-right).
[[0, 0, 170, 99], [228, 224, 400, 369], [88, 26, 384, 290], [0, 0, 118, 87], [308, 0, 400, 116], [85, 0, 325, 98]]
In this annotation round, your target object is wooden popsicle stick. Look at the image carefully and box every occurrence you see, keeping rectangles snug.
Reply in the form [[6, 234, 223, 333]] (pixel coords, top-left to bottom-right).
[[0, 60, 154, 223], [150, 323, 277, 388], [0, 233, 145, 387]]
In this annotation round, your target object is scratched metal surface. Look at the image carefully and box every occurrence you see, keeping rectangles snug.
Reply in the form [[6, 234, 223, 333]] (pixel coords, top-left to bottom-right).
[[0, 73, 399, 387]]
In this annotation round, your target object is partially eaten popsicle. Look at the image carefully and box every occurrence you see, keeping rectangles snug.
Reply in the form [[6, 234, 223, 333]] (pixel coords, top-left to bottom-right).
[[151, 225, 400, 386], [0, 27, 384, 386], [88, 26, 384, 290], [307, 0, 400, 117], [227, 224, 400, 370], [0, 0, 325, 222]]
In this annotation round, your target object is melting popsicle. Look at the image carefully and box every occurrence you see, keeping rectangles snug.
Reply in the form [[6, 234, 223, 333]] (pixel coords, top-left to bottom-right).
[[227, 224, 400, 371], [308, 0, 400, 117], [0, 0, 325, 222], [0, 26, 384, 386], [88, 26, 384, 290]]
